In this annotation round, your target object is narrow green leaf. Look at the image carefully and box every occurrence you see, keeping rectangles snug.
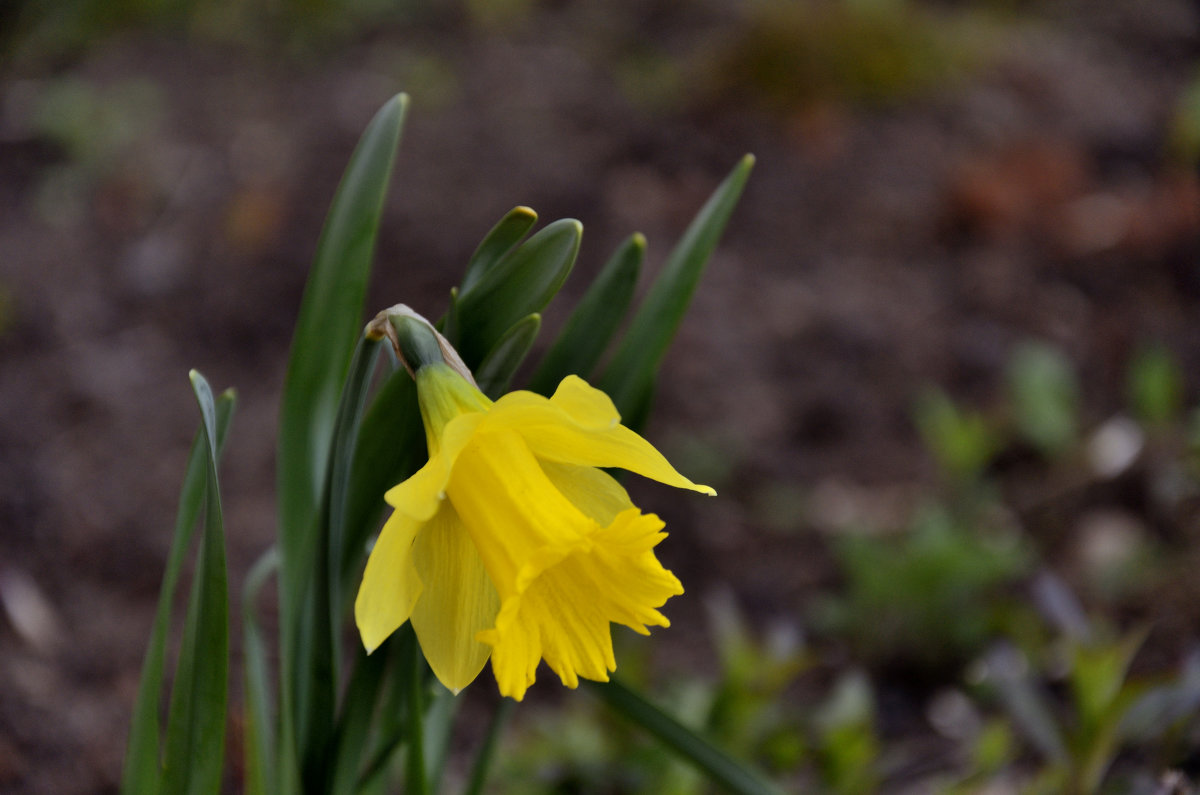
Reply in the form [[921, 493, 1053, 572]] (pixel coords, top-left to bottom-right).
[[618, 376, 657, 436], [403, 640, 428, 795], [340, 367, 424, 594], [454, 217, 582, 367], [242, 547, 279, 795], [296, 335, 383, 791], [275, 95, 406, 790], [325, 336, 383, 653], [460, 206, 538, 294], [528, 232, 643, 395], [121, 390, 235, 795], [985, 644, 1068, 763], [422, 685, 460, 792], [277, 92, 407, 597], [160, 371, 232, 795], [474, 313, 541, 398], [463, 700, 515, 795], [600, 155, 754, 416], [329, 644, 391, 795], [441, 287, 462, 344], [587, 679, 780, 795], [357, 628, 417, 792]]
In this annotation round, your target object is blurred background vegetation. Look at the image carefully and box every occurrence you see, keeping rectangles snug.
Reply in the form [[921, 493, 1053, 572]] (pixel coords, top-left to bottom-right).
[[1, 0, 1199, 792]]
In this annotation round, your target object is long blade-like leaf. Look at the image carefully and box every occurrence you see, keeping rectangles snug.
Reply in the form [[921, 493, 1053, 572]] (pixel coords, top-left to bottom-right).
[[474, 313, 541, 398], [242, 547, 279, 795], [121, 390, 235, 795], [453, 217, 581, 367], [460, 206, 538, 294], [329, 644, 391, 794], [588, 679, 780, 795], [600, 155, 753, 416], [275, 95, 406, 790], [463, 700, 515, 795], [276, 93, 407, 591], [160, 371, 232, 795], [340, 367, 424, 592], [292, 335, 383, 789], [528, 232, 643, 395]]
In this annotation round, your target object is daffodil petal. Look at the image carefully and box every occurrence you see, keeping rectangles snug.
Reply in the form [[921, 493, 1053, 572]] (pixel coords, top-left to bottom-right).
[[448, 430, 598, 593], [384, 413, 485, 520], [540, 461, 633, 525], [355, 509, 424, 653], [410, 503, 499, 694], [549, 375, 621, 429], [479, 508, 681, 701], [487, 394, 714, 496]]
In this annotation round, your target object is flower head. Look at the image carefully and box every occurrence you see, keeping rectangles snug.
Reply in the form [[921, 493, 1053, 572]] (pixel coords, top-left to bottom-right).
[[355, 321, 713, 700]]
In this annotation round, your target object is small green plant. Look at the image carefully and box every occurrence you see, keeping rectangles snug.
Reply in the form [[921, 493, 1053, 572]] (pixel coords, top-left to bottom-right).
[[815, 504, 1031, 673], [1127, 344, 1185, 429], [973, 578, 1200, 794], [1007, 341, 1081, 458], [914, 386, 1000, 482], [812, 671, 879, 795]]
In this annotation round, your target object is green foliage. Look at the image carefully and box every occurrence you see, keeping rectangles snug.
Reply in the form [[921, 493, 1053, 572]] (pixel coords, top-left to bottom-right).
[[121, 384, 234, 795], [1127, 344, 1184, 428], [816, 505, 1031, 671], [1006, 340, 1080, 457], [813, 672, 879, 795], [450, 217, 581, 369], [974, 591, 1200, 795], [496, 601, 802, 795], [914, 386, 999, 480], [527, 233, 643, 396]]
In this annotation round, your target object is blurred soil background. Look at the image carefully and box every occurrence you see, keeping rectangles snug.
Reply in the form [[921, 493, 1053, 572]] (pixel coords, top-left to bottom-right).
[[2, 0, 1200, 792]]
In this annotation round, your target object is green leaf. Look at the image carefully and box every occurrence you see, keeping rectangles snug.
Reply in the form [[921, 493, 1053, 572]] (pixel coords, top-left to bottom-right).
[[463, 700, 515, 795], [1128, 345, 1183, 427], [474, 313, 541, 398], [325, 336, 384, 650], [460, 206, 538, 294], [121, 388, 235, 795], [600, 155, 754, 417], [160, 371, 232, 795], [588, 678, 780, 795], [357, 629, 418, 792], [984, 644, 1068, 764], [329, 644, 391, 795], [340, 367, 424, 593], [295, 334, 383, 790], [422, 685, 460, 792], [276, 92, 407, 599], [403, 637, 428, 795], [274, 94, 406, 789], [528, 232, 643, 395], [1006, 341, 1079, 457], [454, 217, 582, 367], [913, 386, 998, 480], [242, 547, 279, 795]]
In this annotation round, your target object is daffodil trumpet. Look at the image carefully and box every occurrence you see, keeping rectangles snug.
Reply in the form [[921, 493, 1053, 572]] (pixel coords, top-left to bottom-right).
[[355, 307, 714, 701]]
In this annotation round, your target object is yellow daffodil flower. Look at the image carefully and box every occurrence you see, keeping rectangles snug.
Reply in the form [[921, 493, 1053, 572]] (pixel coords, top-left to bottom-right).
[[354, 358, 713, 701]]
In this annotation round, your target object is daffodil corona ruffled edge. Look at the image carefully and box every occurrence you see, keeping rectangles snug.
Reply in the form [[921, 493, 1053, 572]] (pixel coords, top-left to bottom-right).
[[355, 361, 713, 701]]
